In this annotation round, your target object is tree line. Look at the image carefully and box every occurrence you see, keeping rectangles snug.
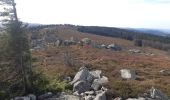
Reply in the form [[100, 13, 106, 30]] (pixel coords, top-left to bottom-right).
[[77, 26, 170, 51]]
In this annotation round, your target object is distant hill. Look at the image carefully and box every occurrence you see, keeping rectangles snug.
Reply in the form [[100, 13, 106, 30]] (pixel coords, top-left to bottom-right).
[[127, 28, 170, 37], [25, 22, 42, 27], [77, 26, 170, 43]]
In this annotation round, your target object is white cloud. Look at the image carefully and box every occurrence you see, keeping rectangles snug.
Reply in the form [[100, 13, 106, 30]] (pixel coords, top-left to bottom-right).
[[15, 0, 170, 29]]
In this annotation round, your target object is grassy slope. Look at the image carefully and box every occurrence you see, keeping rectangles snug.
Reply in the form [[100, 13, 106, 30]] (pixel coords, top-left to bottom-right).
[[32, 25, 170, 97]]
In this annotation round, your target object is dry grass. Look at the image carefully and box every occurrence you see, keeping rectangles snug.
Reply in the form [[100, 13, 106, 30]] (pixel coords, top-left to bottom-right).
[[32, 25, 170, 97]]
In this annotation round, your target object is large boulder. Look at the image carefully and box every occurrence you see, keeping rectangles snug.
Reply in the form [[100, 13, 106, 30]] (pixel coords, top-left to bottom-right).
[[71, 67, 94, 85], [94, 91, 106, 100], [91, 76, 109, 91], [150, 87, 169, 100], [73, 80, 91, 94], [90, 70, 102, 79], [120, 69, 137, 80]]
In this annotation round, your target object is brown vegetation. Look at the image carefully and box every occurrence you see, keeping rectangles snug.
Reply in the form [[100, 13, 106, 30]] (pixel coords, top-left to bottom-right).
[[31, 25, 170, 97]]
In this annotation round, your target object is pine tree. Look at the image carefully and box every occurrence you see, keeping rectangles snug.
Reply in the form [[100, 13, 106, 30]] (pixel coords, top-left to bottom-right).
[[0, 0, 32, 97]]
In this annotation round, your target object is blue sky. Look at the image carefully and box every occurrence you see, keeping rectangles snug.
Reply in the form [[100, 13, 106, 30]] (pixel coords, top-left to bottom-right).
[[14, 0, 170, 29]]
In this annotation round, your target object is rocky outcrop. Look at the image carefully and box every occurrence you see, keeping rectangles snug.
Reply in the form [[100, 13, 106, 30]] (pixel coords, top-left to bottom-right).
[[70, 67, 109, 99]]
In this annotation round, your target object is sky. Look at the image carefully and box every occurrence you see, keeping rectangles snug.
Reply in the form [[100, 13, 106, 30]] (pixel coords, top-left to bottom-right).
[[14, 0, 170, 29]]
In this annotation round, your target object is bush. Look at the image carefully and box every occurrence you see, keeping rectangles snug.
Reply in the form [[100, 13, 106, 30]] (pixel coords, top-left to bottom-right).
[[31, 71, 72, 95], [111, 81, 133, 99], [110, 80, 146, 99], [46, 76, 72, 93], [0, 90, 8, 100], [31, 71, 50, 95]]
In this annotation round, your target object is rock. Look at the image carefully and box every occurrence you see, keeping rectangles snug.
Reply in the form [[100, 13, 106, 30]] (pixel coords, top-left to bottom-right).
[[95, 90, 104, 95], [84, 95, 95, 100], [91, 76, 108, 91], [120, 69, 137, 80], [159, 70, 170, 76], [114, 97, 122, 100], [38, 92, 53, 100], [80, 92, 85, 97], [107, 44, 121, 51], [87, 72, 95, 84], [101, 44, 107, 48], [94, 91, 106, 100], [63, 76, 72, 82], [91, 82, 102, 91], [55, 39, 62, 47], [84, 91, 95, 95], [14, 97, 30, 100], [64, 95, 80, 100], [71, 67, 93, 85], [90, 70, 102, 79], [101, 86, 108, 91], [97, 76, 109, 84], [55, 95, 80, 100], [13, 94, 36, 100], [28, 94, 36, 100], [138, 97, 146, 100], [73, 91, 80, 96], [126, 97, 146, 100], [73, 81, 91, 94], [107, 44, 115, 48], [150, 87, 169, 100], [63, 40, 73, 46], [129, 49, 141, 53], [82, 38, 91, 45], [77, 41, 84, 46]]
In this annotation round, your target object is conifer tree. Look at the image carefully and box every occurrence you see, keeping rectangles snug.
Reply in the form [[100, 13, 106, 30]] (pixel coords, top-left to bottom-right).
[[0, 0, 32, 97]]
